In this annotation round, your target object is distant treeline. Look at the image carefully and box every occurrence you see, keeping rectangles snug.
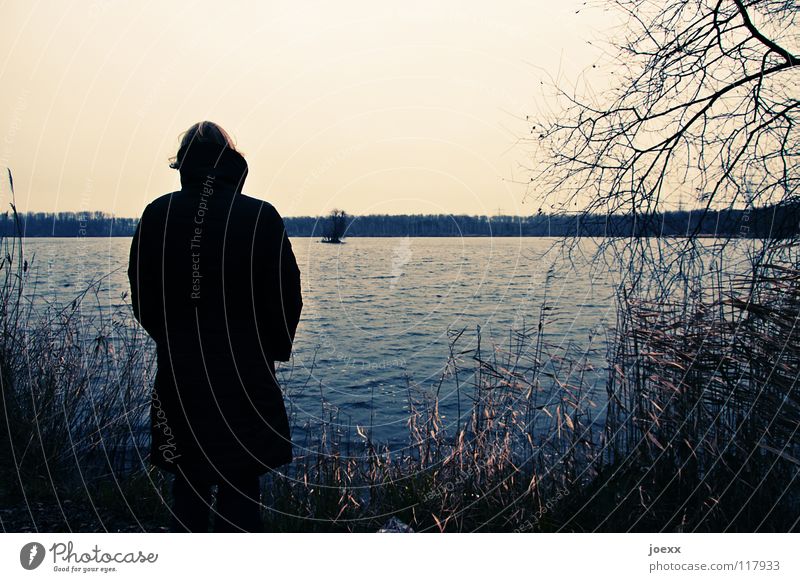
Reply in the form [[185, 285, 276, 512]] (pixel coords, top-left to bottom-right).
[[0, 211, 139, 237], [1, 205, 797, 238]]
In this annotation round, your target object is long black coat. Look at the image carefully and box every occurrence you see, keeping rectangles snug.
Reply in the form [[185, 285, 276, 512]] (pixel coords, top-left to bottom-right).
[[127, 141, 302, 478]]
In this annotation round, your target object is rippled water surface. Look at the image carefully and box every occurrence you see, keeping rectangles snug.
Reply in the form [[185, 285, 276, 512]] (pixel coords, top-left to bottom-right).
[[21, 236, 635, 445]]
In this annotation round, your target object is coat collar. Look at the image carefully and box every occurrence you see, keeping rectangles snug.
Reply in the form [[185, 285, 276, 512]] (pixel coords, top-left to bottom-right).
[[176, 141, 249, 194]]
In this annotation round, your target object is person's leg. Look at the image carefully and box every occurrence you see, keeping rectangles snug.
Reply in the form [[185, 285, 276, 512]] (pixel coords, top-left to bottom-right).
[[171, 470, 214, 532], [213, 471, 262, 532]]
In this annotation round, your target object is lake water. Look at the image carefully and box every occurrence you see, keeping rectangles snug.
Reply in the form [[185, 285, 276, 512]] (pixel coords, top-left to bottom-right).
[[20, 235, 753, 448]]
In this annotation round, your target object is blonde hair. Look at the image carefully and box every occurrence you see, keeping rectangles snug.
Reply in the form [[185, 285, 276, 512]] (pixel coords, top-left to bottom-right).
[[169, 121, 239, 169]]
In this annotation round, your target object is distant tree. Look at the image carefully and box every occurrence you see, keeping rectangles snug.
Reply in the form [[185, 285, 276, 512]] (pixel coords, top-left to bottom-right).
[[321, 209, 348, 244]]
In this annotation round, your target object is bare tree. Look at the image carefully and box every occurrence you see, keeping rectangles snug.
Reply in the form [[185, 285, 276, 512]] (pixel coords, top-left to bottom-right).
[[519, 3, 799, 531], [321, 209, 348, 244], [530, 0, 798, 292]]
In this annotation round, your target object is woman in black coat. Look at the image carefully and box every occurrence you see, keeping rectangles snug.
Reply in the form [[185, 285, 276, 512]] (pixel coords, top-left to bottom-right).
[[128, 121, 302, 532]]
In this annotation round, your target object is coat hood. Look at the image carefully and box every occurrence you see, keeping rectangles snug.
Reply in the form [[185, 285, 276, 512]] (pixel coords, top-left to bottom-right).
[[174, 141, 249, 194]]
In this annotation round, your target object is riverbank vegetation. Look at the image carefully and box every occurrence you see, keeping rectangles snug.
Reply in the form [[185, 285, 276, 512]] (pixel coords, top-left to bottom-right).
[[1, 212, 797, 531]]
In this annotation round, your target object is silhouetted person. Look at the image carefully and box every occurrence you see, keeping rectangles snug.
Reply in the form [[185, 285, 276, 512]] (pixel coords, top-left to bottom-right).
[[127, 121, 302, 532]]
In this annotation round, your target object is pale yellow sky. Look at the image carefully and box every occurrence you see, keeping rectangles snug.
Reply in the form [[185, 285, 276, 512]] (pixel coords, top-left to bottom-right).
[[0, 0, 614, 217]]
